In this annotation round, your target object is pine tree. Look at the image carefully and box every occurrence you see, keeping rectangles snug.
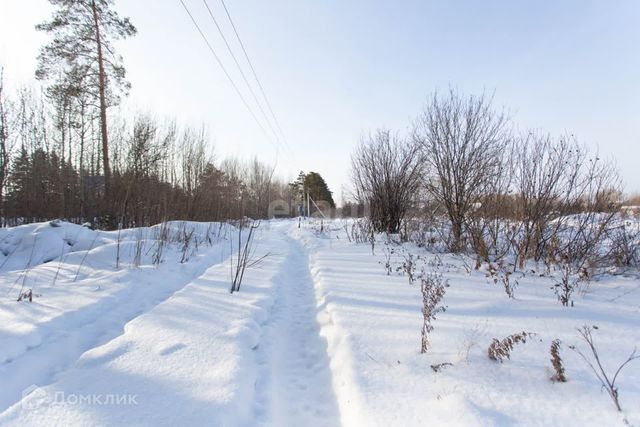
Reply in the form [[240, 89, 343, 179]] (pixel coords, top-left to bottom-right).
[[36, 0, 137, 221], [6, 146, 31, 222], [304, 172, 335, 208]]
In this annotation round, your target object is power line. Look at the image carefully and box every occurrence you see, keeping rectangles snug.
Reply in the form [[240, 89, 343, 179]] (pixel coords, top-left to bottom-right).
[[178, 0, 279, 152], [201, 0, 284, 151], [218, 0, 291, 152]]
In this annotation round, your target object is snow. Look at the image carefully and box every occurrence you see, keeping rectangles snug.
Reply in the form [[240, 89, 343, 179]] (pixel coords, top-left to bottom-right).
[[295, 221, 640, 427], [0, 219, 639, 426]]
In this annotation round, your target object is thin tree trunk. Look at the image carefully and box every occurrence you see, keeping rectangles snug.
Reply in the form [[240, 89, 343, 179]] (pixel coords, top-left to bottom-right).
[[91, 0, 111, 219]]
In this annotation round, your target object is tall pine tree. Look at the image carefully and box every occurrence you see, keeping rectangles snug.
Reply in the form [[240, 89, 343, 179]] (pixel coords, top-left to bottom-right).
[[35, 0, 136, 220]]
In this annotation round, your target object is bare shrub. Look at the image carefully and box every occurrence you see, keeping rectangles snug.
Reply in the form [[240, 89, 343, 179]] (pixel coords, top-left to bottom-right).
[[397, 248, 422, 285], [230, 221, 268, 293], [132, 228, 145, 267], [609, 219, 639, 269], [570, 325, 639, 413], [351, 129, 423, 234], [414, 89, 511, 253], [513, 132, 569, 267], [488, 331, 533, 362], [513, 133, 621, 269], [152, 220, 170, 266], [487, 261, 518, 298], [550, 339, 567, 382], [381, 243, 395, 275], [552, 256, 588, 307], [343, 222, 351, 243], [402, 216, 439, 249], [180, 224, 195, 264], [350, 218, 373, 245], [556, 157, 621, 272], [420, 269, 447, 353], [466, 143, 517, 262]]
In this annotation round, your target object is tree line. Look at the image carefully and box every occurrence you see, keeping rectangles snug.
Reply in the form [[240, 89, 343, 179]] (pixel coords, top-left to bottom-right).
[[351, 89, 624, 269], [0, 0, 338, 228], [0, 81, 298, 227]]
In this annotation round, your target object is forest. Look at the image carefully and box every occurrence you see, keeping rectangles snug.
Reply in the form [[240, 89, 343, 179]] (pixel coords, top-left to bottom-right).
[[0, 1, 340, 229]]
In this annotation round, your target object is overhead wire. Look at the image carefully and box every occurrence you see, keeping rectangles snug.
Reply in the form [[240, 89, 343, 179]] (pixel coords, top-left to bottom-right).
[[178, 0, 279, 152], [218, 0, 291, 152], [201, 0, 284, 152]]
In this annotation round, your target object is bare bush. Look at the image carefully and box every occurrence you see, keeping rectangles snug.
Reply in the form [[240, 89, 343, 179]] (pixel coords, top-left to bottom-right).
[[513, 133, 621, 269], [570, 325, 639, 412], [402, 216, 439, 249], [609, 219, 639, 269], [414, 89, 511, 252], [466, 143, 517, 262], [349, 218, 374, 245], [230, 221, 268, 293], [152, 220, 170, 266], [397, 248, 422, 285], [351, 129, 423, 234], [132, 228, 145, 267], [381, 243, 395, 275], [487, 261, 518, 298], [179, 224, 195, 264], [513, 132, 569, 266], [420, 269, 447, 353], [552, 255, 590, 307], [488, 331, 533, 362]]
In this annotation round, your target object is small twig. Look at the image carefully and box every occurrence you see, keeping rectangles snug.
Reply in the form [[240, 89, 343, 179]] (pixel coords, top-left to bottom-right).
[[570, 325, 640, 413]]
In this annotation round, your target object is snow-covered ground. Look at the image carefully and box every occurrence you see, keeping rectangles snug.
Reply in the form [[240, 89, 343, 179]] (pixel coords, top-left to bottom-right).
[[0, 219, 638, 426]]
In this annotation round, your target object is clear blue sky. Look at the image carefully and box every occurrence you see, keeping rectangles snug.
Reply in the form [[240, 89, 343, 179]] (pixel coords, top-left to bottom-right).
[[1, 0, 639, 201]]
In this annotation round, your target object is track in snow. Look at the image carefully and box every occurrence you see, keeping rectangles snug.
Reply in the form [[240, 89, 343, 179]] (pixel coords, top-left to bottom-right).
[[0, 242, 232, 413], [252, 229, 340, 426]]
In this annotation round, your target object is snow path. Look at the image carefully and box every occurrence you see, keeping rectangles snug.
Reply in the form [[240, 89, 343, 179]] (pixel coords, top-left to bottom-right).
[[0, 222, 342, 426], [252, 228, 340, 426]]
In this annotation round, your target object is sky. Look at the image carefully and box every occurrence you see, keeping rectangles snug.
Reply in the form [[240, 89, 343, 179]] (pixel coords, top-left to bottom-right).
[[1, 0, 639, 202]]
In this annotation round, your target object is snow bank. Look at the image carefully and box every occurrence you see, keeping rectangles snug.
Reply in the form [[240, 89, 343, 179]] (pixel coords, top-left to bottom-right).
[[1, 241, 280, 426], [0, 220, 236, 412]]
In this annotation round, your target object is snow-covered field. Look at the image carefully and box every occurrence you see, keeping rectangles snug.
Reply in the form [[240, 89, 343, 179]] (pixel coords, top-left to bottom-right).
[[0, 219, 638, 426]]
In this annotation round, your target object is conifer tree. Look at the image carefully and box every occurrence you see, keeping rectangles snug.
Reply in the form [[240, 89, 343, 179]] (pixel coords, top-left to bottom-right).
[[36, 0, 137, 219]]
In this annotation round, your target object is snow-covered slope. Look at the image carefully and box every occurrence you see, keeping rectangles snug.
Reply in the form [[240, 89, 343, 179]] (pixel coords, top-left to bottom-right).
[[0, 219, 638, 426]]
